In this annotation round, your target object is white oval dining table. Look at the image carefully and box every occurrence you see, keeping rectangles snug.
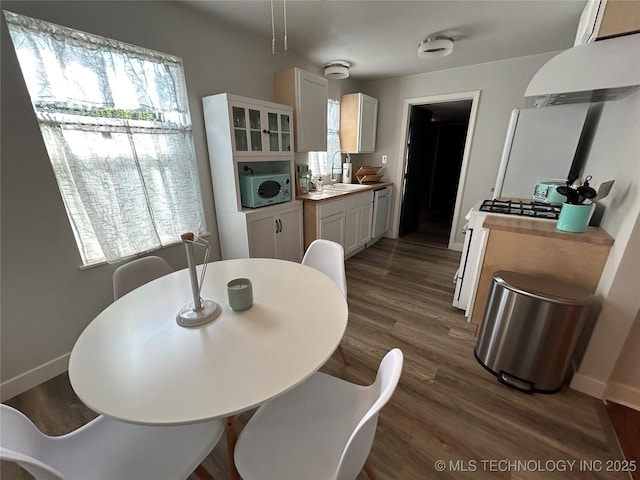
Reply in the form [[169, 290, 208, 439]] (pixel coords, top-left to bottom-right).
[[69, 258, 348, 479]]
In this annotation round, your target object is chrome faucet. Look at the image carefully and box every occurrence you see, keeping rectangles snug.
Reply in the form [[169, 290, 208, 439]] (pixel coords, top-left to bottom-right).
[[331, 149, 351, 184]]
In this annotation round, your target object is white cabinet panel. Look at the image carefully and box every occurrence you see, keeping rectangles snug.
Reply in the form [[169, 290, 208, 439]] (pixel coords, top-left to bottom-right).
[[344, 207, 360, 253], [359, 202, 374, 245], [319, 213, 345, 246], [277, 208, 303, 262], [340, 93, 378, 153], [247, 204, 303, 262], [275, 67, 328, 152], [248, 215, 278, 259]]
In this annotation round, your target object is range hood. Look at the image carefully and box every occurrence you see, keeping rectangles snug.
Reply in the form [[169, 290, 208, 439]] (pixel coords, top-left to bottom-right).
[[525, 33, 640, 107]]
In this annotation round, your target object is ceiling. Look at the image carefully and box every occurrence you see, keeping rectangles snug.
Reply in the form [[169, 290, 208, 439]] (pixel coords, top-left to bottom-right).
[[180, 0, 587, 82]]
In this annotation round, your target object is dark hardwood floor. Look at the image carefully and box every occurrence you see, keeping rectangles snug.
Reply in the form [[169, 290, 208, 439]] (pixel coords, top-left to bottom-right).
[[2, 238, 628, 479]]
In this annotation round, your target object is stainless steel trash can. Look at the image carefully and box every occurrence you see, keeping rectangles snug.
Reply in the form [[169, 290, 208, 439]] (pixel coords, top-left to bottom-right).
[[475, 270, 592, 393]]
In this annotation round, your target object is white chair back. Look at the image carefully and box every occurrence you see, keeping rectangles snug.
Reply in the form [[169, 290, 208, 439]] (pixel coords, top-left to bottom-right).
[[336, 348, 404, 480], [1, 403, 224, 480], [302, 239, 347, 297], [0, 405, 65, 479], [113, 255, 173, 300]]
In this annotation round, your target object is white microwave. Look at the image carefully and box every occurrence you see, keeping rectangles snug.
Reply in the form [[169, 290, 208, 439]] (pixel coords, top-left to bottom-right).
[[238, 173, 291, 208]]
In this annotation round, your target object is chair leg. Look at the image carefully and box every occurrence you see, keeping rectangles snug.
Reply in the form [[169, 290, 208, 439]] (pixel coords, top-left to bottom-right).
[[225, 416, 240, 480], [337, 344, 349, 366], [363, 460, 377, 480], [194, 464, 215, 480]]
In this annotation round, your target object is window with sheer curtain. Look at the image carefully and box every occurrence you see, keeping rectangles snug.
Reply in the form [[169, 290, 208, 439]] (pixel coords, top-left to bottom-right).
[[308, 98, 341, 180], [4, 11, 206, 265]]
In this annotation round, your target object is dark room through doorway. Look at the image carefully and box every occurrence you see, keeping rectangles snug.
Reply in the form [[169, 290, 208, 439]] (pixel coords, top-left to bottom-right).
[[399, 100, 472, 247]]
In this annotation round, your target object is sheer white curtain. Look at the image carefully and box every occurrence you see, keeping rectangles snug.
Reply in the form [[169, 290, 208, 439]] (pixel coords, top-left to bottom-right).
[[5, 11, 206, 264], [308, 99, 340, 181]]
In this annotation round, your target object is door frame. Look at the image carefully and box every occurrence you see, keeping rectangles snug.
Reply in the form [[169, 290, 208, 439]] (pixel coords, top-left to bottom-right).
[[392, 90, 481, 250]]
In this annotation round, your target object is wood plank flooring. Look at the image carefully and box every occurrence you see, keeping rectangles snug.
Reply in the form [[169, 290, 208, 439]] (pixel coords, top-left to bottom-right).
[[2, 238, 628, 479]]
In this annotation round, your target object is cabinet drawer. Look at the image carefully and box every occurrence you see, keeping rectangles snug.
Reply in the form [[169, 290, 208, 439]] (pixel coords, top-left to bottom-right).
[[318, 198, 346, 218], [345, 191, 374, 209]]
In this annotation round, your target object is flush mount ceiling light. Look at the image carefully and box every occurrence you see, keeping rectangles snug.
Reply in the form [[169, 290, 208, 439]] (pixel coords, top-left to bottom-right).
[[324, 61, 350, 79], [417, 36, 454, 59]]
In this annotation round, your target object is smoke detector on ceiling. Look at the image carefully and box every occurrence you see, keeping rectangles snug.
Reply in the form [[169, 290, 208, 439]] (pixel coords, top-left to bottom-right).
[[324, 61, 351, 79], [418, 36, 454, 59]]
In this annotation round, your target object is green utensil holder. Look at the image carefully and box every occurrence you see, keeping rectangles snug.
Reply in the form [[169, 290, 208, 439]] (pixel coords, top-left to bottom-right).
[[556, 203, 594, 233]]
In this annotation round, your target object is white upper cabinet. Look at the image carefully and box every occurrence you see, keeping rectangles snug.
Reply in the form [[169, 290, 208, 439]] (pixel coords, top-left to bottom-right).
[[227, 100, 292, 156], [340, 93, 378, 153], [275, 67, 328, 152]]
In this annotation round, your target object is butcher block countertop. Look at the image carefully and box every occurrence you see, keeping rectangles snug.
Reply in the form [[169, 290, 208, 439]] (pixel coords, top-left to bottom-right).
[[470, 214, 615, 327], [297, 182, 393, 203], [482, 215, 614, 246]]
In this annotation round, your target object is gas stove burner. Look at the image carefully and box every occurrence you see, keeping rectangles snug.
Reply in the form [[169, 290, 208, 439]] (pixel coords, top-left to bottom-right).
[[479, 199, 561, 220]]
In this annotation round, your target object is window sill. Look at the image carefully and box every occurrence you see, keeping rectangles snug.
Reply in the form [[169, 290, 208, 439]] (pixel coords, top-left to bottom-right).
[[78, 232, 212, 270]]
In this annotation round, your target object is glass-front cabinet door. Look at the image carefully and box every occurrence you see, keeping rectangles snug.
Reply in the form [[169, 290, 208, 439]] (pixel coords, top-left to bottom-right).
[[280, 113, 291, 152], [232, 105, 263, 153], [230, 102, 293, 156], [267, 111, 291, 153]]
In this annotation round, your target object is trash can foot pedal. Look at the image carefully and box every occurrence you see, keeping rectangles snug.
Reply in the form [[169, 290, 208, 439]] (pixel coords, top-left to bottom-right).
[[498, 371, 534, 394]]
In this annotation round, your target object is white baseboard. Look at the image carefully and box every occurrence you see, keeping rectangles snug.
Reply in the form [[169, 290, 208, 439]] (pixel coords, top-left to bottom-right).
[[449, 242, 463, 252], [570, 372, 607, 399], [1, 353, 70, 402], [605, 381, 640, 411]]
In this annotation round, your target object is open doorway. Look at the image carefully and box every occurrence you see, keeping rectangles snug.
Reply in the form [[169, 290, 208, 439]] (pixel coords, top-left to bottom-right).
[[396, 92, 479, 249]]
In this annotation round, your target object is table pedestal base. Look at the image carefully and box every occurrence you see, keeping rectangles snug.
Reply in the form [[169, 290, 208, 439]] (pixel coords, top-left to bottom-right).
[[176, 300, 221, 328]]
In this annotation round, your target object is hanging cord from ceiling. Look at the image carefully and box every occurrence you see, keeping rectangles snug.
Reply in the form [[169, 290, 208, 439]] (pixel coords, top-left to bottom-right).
[[283, 0, 288, 51], [270, 0, 288, 54], [271, 0, 276, 54]]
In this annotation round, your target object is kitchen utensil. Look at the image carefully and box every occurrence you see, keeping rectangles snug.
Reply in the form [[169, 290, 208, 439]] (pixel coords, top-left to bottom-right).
[[556, 185, 580, 204], [593, 180, 615, 202], [576, 184, 597, 204], [570, 177, 582, 189]]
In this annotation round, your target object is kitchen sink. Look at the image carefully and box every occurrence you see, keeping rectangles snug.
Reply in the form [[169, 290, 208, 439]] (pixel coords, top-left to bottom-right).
[[324, 183, 370, 192]]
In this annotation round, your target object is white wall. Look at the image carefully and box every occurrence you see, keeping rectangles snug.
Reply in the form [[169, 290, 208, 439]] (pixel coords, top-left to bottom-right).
[[358, 53, 557, 245], [0, 0, 321, 399], [608, 306, 640, 408], [569, 90, 640, 407]]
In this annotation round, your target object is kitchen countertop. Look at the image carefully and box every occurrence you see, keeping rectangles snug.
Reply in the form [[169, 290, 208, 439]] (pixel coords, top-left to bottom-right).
[[482, 214, 614, 246], [297, 182, 393, 202]]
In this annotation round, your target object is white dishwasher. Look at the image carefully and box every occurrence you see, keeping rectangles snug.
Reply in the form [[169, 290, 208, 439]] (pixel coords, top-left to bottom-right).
[[368, 186, 392, 245]]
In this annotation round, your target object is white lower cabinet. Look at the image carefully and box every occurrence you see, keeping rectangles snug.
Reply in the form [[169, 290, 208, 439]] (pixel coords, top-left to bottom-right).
[[344, 192, 374, 256], [319, 212, 345, 246], [303, 190, 374, 258], [358, 202, 374, 246], [217, 203, 303, 262], [248, 205, 303, 262]]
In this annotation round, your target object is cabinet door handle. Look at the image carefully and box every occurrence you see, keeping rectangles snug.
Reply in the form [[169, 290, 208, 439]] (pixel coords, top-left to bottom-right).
[[275, 219, 279, 233], [278, 219, 282, 233]]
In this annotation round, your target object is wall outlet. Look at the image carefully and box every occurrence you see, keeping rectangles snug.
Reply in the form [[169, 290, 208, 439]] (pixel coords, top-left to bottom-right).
[[381, 155, 388, 164]]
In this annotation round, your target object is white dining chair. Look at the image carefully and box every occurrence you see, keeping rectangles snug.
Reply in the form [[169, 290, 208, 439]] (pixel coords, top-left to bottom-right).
[[0, 404, 224, 480], [113, 255, 174, 300], [302, 239, 350, 365], [234, 348, 404, 480]]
